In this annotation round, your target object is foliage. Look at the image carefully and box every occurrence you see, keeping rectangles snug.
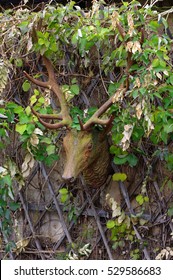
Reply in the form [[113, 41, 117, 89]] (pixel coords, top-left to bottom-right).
[[59, 187, 77, 222], [0, 161, 20, 250], [0, 0, 173, 256], [1, 0, 173, 164]]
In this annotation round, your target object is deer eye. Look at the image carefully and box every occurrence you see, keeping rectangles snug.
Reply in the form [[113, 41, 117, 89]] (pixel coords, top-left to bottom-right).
[[87, 143, 93, 150]]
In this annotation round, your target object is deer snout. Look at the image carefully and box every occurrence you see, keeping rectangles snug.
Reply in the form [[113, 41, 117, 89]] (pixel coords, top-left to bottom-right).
[[62, 174, 74, 181], [62, 169, 76, 182]]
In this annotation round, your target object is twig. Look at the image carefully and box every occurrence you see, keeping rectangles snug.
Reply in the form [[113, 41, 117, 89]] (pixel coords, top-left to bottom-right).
[[82, 177, 113, 260], [40, 163, 73, 245], [19, 191, 45, 260], [97, 50, 109, 96], [153, 181, 173, 233], [112, 164, 151, 259], [53, 183, 105, 251]]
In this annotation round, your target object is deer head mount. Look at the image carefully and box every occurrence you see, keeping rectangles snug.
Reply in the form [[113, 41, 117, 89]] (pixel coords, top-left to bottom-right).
[[24, 56, 125, 187]]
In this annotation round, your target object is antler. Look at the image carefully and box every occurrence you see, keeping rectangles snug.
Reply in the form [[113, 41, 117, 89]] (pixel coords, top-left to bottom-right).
[[24, 56, 72, 129], [24, 57, 127, 132], [78, 84, 126, 131]]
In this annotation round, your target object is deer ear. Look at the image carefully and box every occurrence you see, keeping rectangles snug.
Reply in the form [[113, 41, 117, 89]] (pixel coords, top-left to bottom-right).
[[99, 115, 114, 141]]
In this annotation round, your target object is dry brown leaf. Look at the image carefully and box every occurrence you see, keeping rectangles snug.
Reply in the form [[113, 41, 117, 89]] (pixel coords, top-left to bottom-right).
[[112, 88, 125, 102], [134, 77, 141, 88], [136, 103, 143, 120], [126, 41, 133, 52], [145, 114, 154, 136], [156, 72, 162, 80], [121, 124, 133, 151], [21, 153, 35, 178], [30, 133, 39, 147], [127, 14, 135, 37], [111, 11, 120, 29], [132, 41, 142, 54], [155, 247, 173, 260], [15, 238, 30, 255]]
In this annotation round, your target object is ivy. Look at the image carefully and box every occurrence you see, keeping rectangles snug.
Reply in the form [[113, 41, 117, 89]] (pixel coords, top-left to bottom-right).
[[0, 0, 173, 253]]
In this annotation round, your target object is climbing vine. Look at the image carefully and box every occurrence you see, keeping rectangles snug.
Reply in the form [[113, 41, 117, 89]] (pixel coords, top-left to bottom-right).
[[0, 0, 173, 256]]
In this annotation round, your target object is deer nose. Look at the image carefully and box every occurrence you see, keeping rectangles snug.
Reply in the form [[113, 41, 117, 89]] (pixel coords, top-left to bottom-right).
[[62, 173, 75, 182]]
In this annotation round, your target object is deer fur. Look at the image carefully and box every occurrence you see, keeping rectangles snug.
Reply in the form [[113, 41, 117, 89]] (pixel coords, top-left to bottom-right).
[[62, 129, 111, 187]]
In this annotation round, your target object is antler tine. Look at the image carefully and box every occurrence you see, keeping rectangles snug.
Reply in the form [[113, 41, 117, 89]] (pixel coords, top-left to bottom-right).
[[81, 85, 126, 131], [31, 107, 63, 120], [23, 56, 57, 89], [24, 56, 72, 129]]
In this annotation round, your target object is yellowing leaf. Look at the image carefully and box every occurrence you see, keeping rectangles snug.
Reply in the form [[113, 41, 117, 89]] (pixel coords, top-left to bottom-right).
[[16, 124, 27, 135], [136, 194, 144, 205], [25, 106, 31, 116], [112, 173, 127, 182], [30, 95, 37, 106], [106, 220, 115, 229]]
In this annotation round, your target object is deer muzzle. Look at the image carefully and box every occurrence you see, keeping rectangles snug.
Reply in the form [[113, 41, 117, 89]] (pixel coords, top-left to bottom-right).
[[62, 157, 79, 181]]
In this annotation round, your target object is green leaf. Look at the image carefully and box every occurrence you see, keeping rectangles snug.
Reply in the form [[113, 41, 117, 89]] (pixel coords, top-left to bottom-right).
[[108, 82, 117, 94], [15, 58, 23, 67], [18, 21, 29, 34], [41, 137, 52, 144], [46, 144, 55, 155], [59, 188, 69, 203], [14, 106, 23, 114], [50, 42, 58, 52], [5, 103, 15, 112], [70, 84, 79, 95], [169, 74, 173, 85], [0, 199, 6, 207], [25, 106, 31, 116], [44, 154, 59, 166], [3, 174, 12, 187], [15, 123, 27, 135], [113, 156, 128, 165], [26, 123, 35, 134], [152, 58, 160, 68], [60, 194, 68, 203], [34, 89, 40, 96], [19, 113, 30, 124], [112, 173, 127, 182], [38, 97, 45, 104], [164, 124, 173, 134], [107, 220, 115, 229], [136, 194, 144, 206], [59, 188, 68, 195], [9, 202, 20, 211], [38, 38, 45, 45], [168, 207, 173, 217], [153, 92, 162, 99], [71, 78, 77, 84], [149, 21, 160, 31], [144, 196, 149, 203], [22, 81, 31, 92], [127, 154, 138, 167]]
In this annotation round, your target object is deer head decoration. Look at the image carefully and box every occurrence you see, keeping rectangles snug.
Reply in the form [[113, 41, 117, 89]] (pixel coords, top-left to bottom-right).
[[24, 56, 126, 188]]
